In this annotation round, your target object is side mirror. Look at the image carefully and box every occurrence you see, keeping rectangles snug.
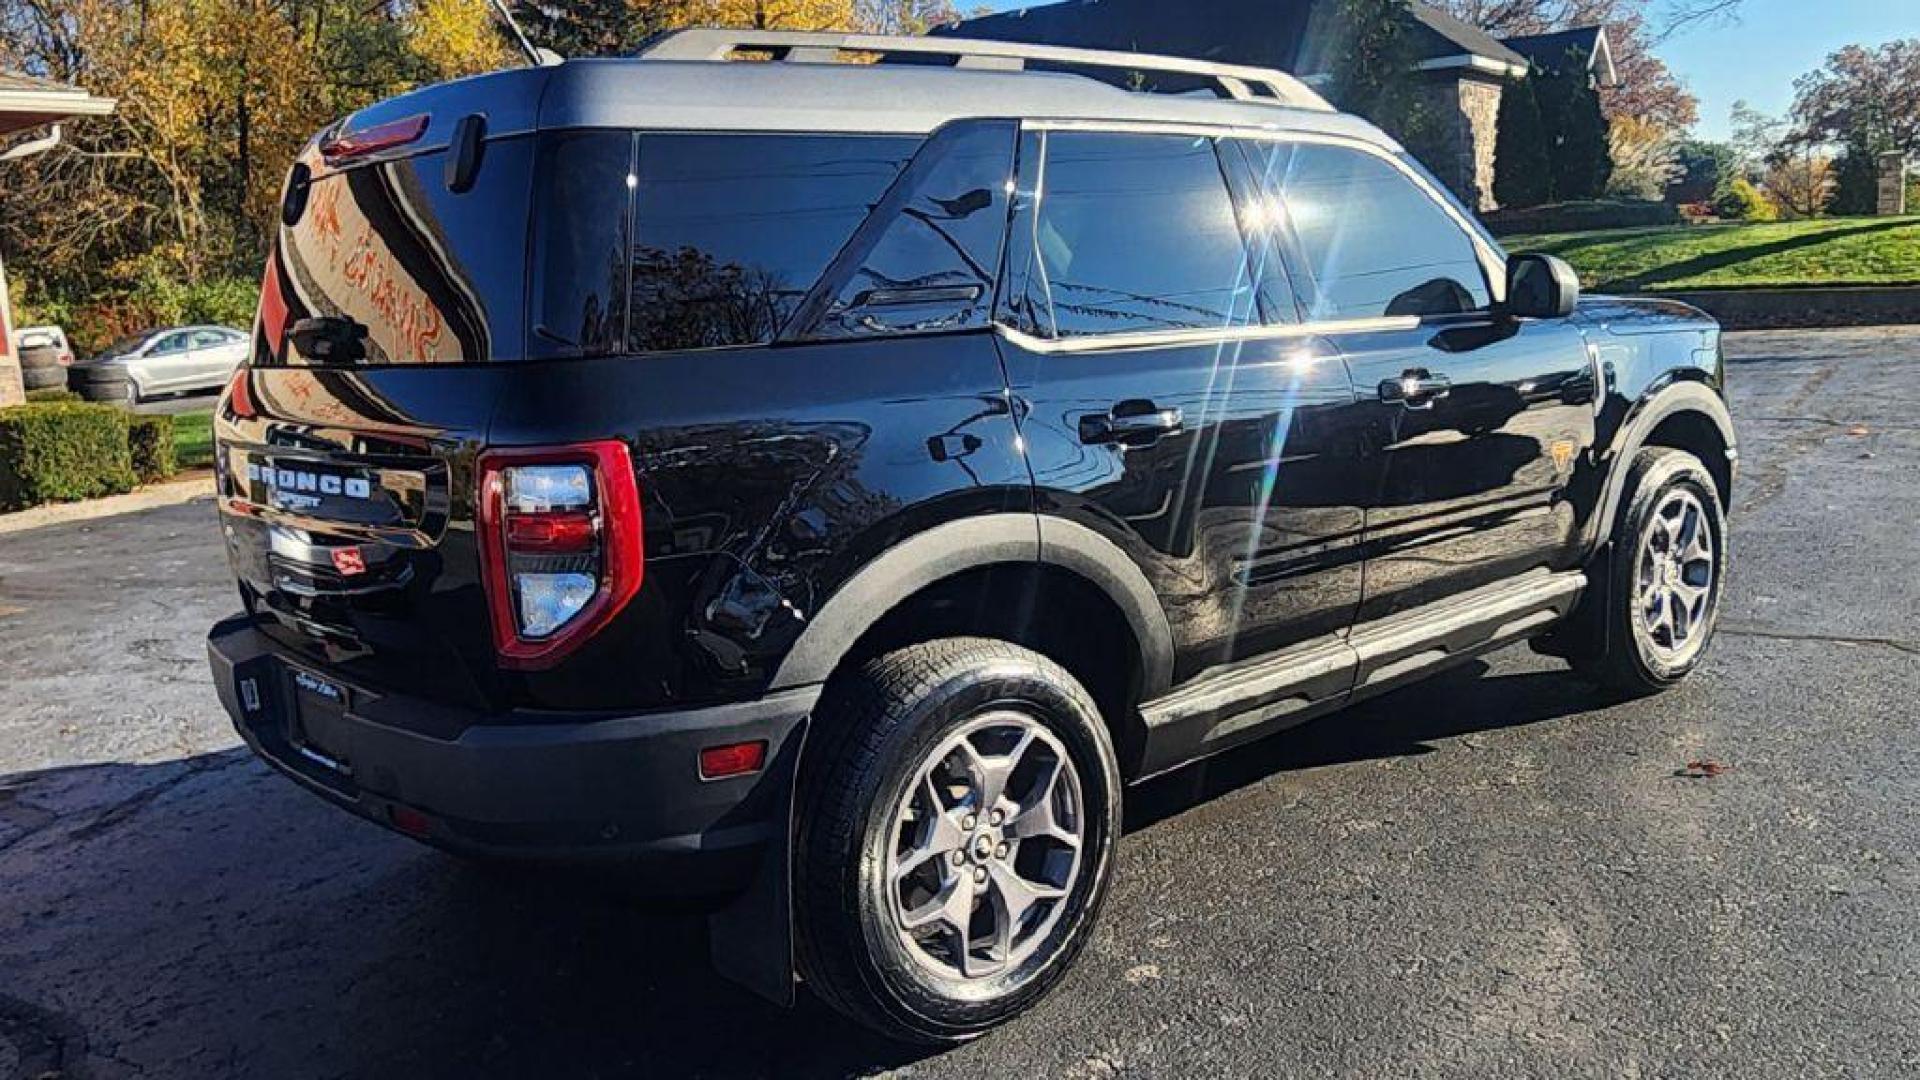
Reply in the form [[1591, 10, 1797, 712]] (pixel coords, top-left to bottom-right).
[[1505, 253, 1580, 319]]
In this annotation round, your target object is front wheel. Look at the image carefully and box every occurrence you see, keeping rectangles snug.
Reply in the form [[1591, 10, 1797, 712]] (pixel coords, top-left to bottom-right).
[[795, 638, 1121, 1044], [1571, 446, 1728, 694]]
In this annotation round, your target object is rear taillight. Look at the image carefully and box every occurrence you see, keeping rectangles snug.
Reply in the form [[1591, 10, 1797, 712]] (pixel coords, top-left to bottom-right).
[[477, 441, 644, 670]]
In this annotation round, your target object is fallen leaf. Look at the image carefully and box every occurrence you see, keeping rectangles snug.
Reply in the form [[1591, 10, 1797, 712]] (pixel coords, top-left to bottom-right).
[[1675, 759, 1732, 779], [1847, 425, 1871, 436]]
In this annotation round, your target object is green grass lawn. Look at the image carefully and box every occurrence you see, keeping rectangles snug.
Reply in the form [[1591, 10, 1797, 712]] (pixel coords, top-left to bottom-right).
[[1506, 216, 1920, 291], [173, 410, 214, 471]]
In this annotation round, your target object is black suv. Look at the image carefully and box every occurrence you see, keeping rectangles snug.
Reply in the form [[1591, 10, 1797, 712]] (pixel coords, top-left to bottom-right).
[[207, 30, 1735, 1043]]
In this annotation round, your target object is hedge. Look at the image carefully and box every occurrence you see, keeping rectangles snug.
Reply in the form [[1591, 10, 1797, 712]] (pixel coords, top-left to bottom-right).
[[1483, 199, 1681, 236], [24, 387, 80, 403], [129, 414, 177, 484], [0, 402, 138, 510]]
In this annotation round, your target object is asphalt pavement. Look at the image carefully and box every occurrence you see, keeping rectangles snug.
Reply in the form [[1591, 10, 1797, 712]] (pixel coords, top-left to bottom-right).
[[1, 327, 1916, 1079]]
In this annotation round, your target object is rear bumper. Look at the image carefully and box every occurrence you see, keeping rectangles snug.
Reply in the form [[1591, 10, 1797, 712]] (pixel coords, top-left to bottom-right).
[[207, 615, 814, 895]]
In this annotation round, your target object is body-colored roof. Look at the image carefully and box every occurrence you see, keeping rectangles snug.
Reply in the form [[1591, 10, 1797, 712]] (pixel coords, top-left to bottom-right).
[[334, 52, 1398, 161]]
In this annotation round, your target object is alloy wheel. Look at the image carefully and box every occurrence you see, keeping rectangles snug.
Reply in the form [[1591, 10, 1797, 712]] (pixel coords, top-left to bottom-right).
[[887, 710, 1084, 982], [1634, 488, 1716, 663]]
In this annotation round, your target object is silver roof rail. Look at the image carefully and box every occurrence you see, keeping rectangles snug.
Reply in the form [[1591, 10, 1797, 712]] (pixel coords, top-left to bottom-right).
[[636, 28, 1333, 111]]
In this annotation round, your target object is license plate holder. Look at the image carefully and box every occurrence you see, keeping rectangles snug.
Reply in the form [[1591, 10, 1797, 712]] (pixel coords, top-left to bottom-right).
[[287, 666, 354, 777]]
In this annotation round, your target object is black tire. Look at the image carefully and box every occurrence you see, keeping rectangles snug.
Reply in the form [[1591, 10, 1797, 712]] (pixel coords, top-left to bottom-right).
[[78, 376, 135, 404], [1570, 447, 1727, 694], [795, 637, 1121, 1044], [21, 365, 66, 391], [18, 345, 62, 370]]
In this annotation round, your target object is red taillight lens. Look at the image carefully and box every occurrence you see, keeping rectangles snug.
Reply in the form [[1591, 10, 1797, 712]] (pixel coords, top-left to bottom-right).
[[505, 511, 596, 553], [319, 114, 428, 164], [699, 741, 769, 781], [476, 441, 644, 671]]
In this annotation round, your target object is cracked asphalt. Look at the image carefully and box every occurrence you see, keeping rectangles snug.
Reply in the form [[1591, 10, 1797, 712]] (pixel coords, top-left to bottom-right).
[[2, 327, 1917, 1079]]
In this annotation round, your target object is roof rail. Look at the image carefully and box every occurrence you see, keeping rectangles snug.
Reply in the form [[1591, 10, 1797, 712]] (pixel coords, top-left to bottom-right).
[[636, 28, 1332, 111]]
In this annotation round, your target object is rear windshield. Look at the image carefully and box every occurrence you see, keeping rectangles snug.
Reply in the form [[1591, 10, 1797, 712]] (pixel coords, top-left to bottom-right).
[[530, 131, 920, 358], [263, 130, 917, 365], [265, 135, 536, 365]]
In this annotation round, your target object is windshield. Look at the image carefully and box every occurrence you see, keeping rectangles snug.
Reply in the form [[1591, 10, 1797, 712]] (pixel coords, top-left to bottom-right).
[[98, 334, 151, 357]]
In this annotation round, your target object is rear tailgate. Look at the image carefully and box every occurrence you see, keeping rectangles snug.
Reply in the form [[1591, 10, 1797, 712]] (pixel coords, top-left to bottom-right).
[[217, 366, 512, 710], [216, 83, 544, 711]]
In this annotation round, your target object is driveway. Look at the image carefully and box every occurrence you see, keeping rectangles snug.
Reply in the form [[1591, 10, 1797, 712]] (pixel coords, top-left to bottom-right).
[[2, 327, 1916, 1079]]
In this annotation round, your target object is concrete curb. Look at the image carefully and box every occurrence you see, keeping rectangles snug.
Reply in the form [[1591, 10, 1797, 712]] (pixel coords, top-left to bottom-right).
[[1641, 286, 1920, 330], [0, 473, 215, 535]]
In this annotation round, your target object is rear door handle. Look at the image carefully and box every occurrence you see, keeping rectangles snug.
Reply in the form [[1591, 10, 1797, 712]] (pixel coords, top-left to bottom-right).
[[1378, 369, 1452, 410], [1079, 401, 1183, 446]]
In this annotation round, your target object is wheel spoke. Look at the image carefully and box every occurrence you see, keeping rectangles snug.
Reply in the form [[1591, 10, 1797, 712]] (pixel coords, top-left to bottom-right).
[[1669, 588, 1691, 642], [986, 862, 1063, 949], [894, 775, 967, 881], [901, 873, 975, 937], [1006, 757, 1078, 847]]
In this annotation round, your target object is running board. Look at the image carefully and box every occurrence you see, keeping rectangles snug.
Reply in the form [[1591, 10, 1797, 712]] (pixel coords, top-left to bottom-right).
[[1134, 570, 1585, 779]]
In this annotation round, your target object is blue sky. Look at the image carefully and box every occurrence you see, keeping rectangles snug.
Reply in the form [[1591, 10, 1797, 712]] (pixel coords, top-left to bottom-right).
[[973, 0, 1915, 141]]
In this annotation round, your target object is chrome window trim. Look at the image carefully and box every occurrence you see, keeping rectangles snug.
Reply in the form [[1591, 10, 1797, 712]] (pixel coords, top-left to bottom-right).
[[995, 315, 1419, 356], [1005, 117, 1509, 353]]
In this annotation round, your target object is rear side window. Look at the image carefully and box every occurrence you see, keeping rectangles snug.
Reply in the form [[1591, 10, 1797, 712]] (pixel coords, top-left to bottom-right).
[[1021, 131, 1259, 338], [531, 132, 918, 358], [807, 121, 1017, 340], [1239, 140, 1490, 321]]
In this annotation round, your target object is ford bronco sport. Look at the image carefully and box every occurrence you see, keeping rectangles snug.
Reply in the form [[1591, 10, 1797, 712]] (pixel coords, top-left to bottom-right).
[[206, 28, 1735, 1043]]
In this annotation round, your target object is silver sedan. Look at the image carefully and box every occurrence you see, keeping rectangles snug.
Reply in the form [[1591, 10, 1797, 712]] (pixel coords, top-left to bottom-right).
[[77, 325, 249, 403]]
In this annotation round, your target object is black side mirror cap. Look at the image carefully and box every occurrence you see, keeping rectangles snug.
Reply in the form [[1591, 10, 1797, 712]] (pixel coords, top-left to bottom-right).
[[1505, 253, 1580, 319]]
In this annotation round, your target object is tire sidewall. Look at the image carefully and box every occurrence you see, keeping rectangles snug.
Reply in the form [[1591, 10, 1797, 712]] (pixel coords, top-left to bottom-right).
[[1612, 450, 1728, 686], [833, 654, 1120, 1040]]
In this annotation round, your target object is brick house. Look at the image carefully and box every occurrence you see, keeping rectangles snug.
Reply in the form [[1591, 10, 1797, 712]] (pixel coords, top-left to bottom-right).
[[945, 0, 1616, 212]]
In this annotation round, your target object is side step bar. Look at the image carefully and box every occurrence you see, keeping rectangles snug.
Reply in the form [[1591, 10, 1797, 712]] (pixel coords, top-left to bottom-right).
[[1134, 570, 1585, 778]]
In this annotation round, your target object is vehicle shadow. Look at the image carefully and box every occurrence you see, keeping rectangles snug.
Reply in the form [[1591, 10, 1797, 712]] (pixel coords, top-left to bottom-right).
[[0, 661, 1613, 1078], [1127, 661, 1621, 831]]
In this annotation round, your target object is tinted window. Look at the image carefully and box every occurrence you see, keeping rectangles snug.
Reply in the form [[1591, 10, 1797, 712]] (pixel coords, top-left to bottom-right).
[[1240, 141, 1489, 321], [191, 330, 226, 349], [1027, 132, 1258, 337], [531, 131, 633, 358], [267, 136, 536, 365], [809, 122, 1016, 340], [153, 333, 191, 355], [626, 134, 916, 352]]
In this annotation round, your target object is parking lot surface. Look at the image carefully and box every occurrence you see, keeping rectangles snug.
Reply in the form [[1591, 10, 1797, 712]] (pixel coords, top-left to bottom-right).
[[2, 327, 1916, 1079]]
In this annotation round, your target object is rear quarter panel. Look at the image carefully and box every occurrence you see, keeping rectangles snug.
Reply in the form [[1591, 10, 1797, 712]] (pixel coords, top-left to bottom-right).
[[485, 332, 1030, 711]]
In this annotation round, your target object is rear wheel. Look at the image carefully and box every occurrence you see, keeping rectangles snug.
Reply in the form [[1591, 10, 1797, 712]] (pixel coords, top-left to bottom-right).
[[1571, 447, 1727, 694], [795, 638, 1120, 1044]]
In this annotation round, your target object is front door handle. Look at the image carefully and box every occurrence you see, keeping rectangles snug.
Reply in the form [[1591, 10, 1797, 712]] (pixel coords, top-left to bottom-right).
[[1080, 401, 1184, 446], [1379, 369, 1452, 410]]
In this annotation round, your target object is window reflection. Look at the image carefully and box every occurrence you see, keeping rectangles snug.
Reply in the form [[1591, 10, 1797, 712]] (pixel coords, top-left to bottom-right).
[[1032, 132, 1259, 337], [1240, 141, 1490, 321], [627, 134, 917, 352]]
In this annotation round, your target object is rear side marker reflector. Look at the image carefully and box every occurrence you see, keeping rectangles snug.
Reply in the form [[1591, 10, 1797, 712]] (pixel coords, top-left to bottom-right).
[[699, 741, 769, 781]]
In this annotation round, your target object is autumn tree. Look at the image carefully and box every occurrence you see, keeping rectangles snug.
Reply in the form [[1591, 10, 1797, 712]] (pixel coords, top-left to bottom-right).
[[1789, 38, 1920, 159]]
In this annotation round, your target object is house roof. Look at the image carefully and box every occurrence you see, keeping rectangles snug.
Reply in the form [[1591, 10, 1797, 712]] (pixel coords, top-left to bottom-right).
[[949, 0, 1530, 80], [0, 71, 115, 137], [1502, 26, 1618, 85]]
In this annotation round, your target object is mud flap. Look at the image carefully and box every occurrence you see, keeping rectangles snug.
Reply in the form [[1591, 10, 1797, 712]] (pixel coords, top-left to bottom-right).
[[707, 715, 808, 1006], [1534, 541, 1615, 661]]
